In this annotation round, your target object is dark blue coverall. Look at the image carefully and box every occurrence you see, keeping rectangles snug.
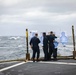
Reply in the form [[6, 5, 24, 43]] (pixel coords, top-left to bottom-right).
[[30, 36, 40, 62], [43, 35, 48, 61], [48, 35, 55, 60]]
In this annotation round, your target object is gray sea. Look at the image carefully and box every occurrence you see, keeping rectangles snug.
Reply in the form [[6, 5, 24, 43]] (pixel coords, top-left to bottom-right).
[[0, 36, 76, 61]]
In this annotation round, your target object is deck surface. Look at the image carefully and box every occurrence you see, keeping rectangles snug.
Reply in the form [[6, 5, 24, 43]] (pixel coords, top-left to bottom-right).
[[0, 59, 76, 75]]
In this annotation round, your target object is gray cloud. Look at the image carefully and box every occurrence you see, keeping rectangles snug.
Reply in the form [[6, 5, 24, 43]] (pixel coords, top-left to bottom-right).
[[0, 0, 76, 36], [1, 0, 76, 15]]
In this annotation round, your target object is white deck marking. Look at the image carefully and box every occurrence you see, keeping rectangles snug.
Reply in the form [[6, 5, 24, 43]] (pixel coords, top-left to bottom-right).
[[0, 61, 20, 64], [39, 61, 76, 65], [0, 62, 27, 72], [0, 61, 76, 72], [28, 61, 76, 65]]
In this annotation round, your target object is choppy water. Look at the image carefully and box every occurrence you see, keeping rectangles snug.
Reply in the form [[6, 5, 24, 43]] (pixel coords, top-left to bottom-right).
[[0, 36, 75, 61]]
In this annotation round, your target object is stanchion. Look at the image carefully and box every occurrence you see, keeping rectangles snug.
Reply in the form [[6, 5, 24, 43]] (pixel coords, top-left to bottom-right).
[[72, 25, 76, 59], [26, 29, 30, 60]]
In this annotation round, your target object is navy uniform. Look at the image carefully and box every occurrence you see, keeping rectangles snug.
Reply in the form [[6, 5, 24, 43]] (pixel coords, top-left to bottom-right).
[[48, 31, 55, 60], [53, 34, 58, 60], [53, 40, 58, 60], [43, 32, 48, 61], [30, 33, 40, 62]]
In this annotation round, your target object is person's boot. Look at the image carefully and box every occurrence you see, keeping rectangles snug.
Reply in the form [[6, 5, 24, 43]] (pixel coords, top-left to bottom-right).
[[37, 58, 39, 62], [33, 58, 35, 62], [53, 57, 57, 61]]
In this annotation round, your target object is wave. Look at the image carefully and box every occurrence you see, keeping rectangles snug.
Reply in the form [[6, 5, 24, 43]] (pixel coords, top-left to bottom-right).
[[57, 44, 73, 56], [0, 46, 21, 49], [18, 45, 23, 47], [9, 36, 21, 40], [57, 49, 73, 56]]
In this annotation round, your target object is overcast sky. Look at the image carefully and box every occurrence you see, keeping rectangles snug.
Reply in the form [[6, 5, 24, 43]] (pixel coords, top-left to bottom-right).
[[0, 0, 76, 36]]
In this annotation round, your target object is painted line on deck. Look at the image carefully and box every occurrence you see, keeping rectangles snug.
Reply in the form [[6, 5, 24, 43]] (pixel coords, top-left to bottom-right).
[[0, 61, 76, 72], [0, 61, 21, 64], [28, 61, 76, 65], [39, 61, 76, 65], [0, 62, 27, 72]]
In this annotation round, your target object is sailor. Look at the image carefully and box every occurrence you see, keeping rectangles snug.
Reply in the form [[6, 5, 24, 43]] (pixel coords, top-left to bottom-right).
[[53, 34, 59, 60], [30, 33, 40, 62], [43, 32, 48, 61], [48, 31, 56, 60]]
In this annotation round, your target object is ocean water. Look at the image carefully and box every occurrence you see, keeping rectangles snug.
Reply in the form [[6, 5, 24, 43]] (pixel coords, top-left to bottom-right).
[[0, 36, 76, 61]]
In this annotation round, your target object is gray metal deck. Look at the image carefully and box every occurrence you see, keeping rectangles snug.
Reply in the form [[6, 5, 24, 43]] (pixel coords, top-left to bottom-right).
[[0, 59, 76, 75]]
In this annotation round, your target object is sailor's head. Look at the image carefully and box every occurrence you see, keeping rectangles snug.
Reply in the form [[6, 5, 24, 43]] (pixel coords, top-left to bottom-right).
[[43, 32, 46, 36], [50, 31, 53, 35], [35, 33, 38, 37]]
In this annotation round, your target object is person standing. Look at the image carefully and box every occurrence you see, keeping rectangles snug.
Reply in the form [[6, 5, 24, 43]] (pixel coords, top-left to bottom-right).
[[48, 31, 55, 60], [30, 33, 40, 62], [43, 32, 48, 61], [53, 34, 58, 60]]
